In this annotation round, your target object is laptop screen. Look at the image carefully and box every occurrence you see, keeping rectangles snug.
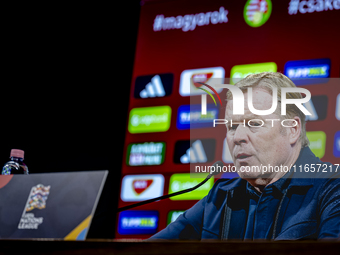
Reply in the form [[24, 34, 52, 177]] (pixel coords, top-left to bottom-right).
[[0, 170, 107, 240]]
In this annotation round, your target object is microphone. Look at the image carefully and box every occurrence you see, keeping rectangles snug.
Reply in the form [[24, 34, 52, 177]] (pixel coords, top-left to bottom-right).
[[117, 161, 224, 212]]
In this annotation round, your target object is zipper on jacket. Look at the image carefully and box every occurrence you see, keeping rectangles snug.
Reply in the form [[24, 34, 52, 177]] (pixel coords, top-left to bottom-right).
[[220, 190, 233, 240], [271, 188, 289, 239]]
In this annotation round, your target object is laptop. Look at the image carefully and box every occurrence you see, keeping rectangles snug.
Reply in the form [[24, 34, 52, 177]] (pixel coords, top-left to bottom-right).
[[0, 170, 108, 240]]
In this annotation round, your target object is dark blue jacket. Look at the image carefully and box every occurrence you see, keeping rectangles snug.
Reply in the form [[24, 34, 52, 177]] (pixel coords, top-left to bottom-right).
[[149, 147, 340, 240]]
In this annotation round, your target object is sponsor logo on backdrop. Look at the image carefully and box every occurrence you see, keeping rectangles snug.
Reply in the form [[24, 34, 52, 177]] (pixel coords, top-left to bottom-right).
[[288, 0, 340, 15], [284, 58, 331, 85], [230, 62, 277, 84], [126, 142, 166, 166], [153, 7, 228, 32], [167, 211, 185, 225], [179, 67, 225, 96], [118, 211, 159, 235], [334, 131, 340, 157], [134, 73, 173, 98], [121, 174, 164, 202], [173, 139, 216, 164], [306, 131, 326, 159], [168, 173, 214, 200], [244, 0, 272, 27], [336, 94, 340, 121], [176, 104, 219, 130], [18, 184, 51, 230], [128, 106, 171, 133], [180, 140, 206, 164], [304, 95, 328, 121]]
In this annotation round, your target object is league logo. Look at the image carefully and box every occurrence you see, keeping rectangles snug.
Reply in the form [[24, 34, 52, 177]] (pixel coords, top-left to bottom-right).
[[18, 184, 51, 229]]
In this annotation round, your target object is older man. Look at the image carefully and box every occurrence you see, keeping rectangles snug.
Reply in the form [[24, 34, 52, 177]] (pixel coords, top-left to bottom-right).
[[148, 72, 340, 240]]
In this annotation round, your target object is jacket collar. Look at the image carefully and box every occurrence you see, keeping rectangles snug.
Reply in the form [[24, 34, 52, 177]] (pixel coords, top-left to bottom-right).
[[286, 146, 317, 187]]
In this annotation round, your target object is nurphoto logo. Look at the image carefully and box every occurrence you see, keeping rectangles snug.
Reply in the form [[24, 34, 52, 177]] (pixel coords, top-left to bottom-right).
[[200, 83, 312, 115], [197, 82, 312, 128]]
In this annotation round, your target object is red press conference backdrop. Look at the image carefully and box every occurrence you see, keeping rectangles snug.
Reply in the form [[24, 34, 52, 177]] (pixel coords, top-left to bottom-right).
[[116, 0, 340, 239]]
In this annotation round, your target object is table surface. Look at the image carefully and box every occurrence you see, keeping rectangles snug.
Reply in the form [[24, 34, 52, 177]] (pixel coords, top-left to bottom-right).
[[0, 239, 340, 255]]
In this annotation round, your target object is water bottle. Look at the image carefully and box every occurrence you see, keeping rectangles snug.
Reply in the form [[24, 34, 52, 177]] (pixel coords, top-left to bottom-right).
[[1, 149, 29, 175]]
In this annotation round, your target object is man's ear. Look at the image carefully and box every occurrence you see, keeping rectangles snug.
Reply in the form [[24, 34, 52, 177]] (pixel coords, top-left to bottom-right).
[[288, 116, 301, 145]]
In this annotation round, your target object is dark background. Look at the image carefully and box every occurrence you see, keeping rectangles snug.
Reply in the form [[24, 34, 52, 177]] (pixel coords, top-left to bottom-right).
[[1, 1, 142, 238]]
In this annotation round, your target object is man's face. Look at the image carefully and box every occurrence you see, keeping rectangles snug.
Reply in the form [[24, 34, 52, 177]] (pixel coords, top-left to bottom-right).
[[225, 87, 293, 180]]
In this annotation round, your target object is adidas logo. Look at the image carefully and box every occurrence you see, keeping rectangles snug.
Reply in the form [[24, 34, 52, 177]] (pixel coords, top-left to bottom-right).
[[140, 75, 165, 98], [180, 140, 207, 164]]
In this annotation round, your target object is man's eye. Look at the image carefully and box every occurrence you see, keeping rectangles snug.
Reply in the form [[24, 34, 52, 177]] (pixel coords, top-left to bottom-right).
[[230, 124, 238, 130], [248, 121, 261, 127]]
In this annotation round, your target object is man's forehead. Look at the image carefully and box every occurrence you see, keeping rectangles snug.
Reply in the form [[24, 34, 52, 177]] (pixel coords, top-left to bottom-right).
[[225, 106, 260, 120], [226, 88, 274, 108], [225, 87, 276, 118]]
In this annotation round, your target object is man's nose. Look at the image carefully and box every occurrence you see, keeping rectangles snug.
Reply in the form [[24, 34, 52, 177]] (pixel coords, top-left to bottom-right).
[[233, 125, 249, 145]]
